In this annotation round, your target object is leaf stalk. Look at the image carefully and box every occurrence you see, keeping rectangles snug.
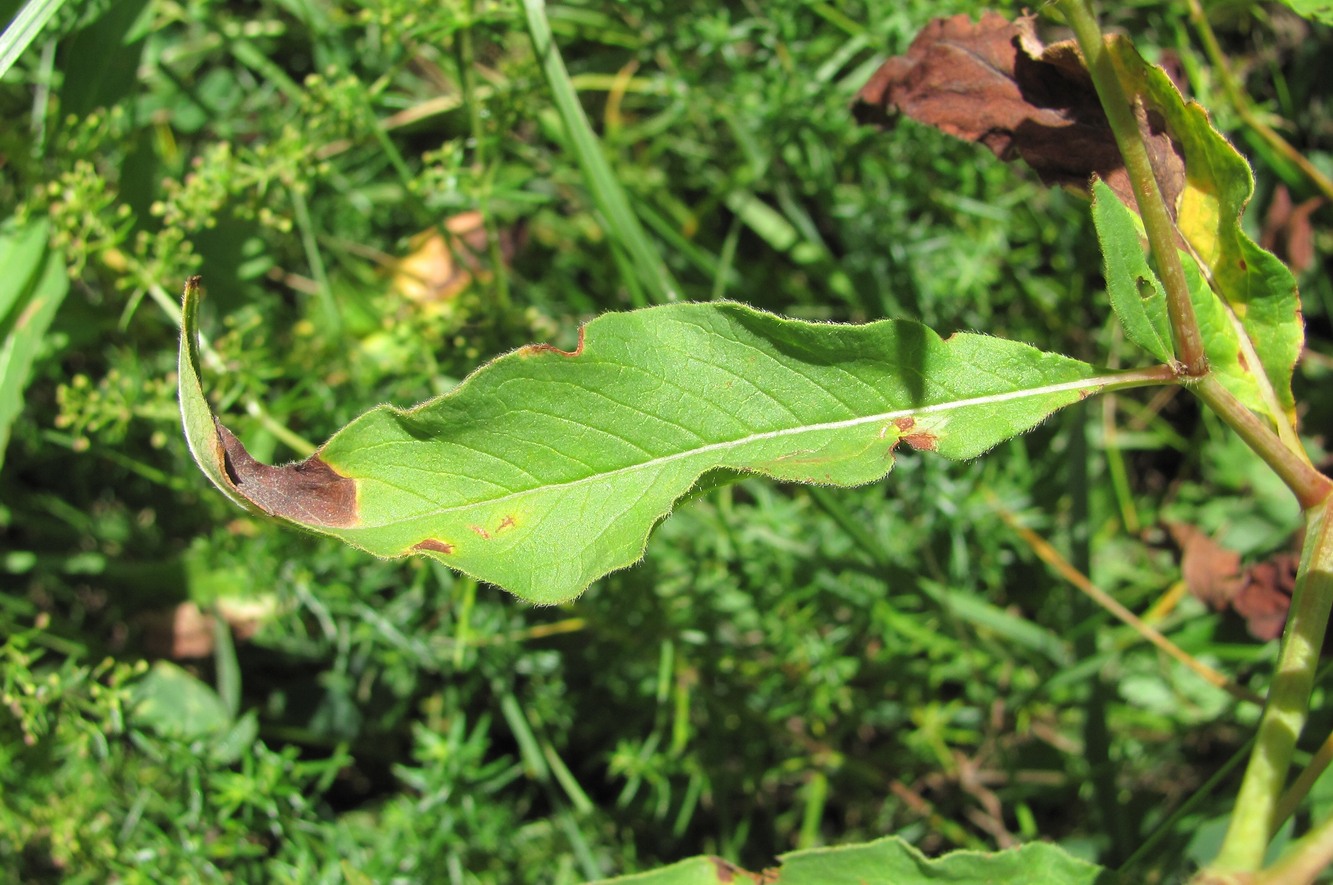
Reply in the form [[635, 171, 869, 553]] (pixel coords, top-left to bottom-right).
[[1192, 376, 1333, 511]]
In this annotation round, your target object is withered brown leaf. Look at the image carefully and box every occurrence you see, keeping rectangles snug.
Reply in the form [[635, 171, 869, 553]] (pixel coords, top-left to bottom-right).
[[1169, 522, 1244, 611], [1260, 185, 1323, 274], [1233, 553, 1298, 642], [854, 12, 1184, 216]]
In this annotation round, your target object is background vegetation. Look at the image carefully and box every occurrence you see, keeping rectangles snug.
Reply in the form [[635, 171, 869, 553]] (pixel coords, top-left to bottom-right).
[[2, 0, 1331, 880]]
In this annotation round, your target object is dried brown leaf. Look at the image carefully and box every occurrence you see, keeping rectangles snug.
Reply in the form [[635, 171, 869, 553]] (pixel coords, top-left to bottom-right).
[[139, 603, 215, 659], [392, 211, 522, 305], [1169, 522, 1243, 610], [1234, 553, 1298, 641], [1260, 184, 1322, 274], [854, 12, 1184, 215]]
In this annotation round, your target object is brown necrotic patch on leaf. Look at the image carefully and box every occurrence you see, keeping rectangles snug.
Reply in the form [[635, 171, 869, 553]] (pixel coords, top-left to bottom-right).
[[216, 422, 358, 528], [518, 326, 585, 359], [706, 855, 761, 884], [414, 538, 455, 555], [901, 431, 938, 452], [853, 12, 1184, 216]]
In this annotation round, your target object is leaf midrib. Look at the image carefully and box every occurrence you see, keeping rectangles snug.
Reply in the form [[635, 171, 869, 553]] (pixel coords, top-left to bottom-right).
[[348, 372, 1113, 530]]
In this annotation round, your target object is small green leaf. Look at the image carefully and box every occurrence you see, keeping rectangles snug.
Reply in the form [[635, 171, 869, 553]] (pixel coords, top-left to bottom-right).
[[180, 280, 1158, 604], [131, 660, 232, 741], [1093, 180, 1173, 363], [590, 836, 1109, 884]]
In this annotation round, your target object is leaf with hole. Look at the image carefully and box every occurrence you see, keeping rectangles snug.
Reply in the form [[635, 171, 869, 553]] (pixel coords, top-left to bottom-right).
[[1093, 179, 1269, 415]]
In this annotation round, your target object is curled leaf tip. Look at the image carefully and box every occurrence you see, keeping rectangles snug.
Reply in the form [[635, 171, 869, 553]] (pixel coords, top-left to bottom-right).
[[179, 275, 358, 529], [216, 424, 359, 528]]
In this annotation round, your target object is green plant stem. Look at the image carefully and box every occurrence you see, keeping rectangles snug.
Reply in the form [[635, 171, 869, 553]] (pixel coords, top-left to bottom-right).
[[289, 183, 339, 334], [1068, 0, 1329, 512], [1210, 496, 1333, 874], [1193, 376, 1332, 510], [1058, 0, 1206, 377], [1275, 712, 1333, 830]]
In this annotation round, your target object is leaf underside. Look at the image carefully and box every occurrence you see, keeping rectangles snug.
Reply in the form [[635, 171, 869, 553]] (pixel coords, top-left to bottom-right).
[[181, 280, 1125, 604]]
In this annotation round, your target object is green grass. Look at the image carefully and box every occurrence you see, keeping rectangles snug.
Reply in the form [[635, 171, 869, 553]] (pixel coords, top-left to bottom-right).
[[2, 0, 1332, 881]]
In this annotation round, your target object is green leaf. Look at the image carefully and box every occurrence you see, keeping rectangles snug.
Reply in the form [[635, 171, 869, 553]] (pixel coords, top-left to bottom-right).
[[1093, 180, 1174, 363], [180, 280, 1159, 604], [0, 217, 68, 473], [1109, 37, 1303, 429], [1092, 180, 1269, 415], [131, 660, 232, 741], [1275, 0, 1333, 25], [590, 836, 1110, 884]]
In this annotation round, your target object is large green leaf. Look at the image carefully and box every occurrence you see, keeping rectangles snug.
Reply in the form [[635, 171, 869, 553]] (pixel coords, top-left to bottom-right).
[[590, 836, 1110, 884], [180, 279, 1162, 604], [1108, 37, 1303, 429]]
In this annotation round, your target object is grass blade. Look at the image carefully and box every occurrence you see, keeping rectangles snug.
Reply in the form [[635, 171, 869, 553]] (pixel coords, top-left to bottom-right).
[[0, 0, 69, 81], [0, 218, 68, 473], [521, 0, 679, 305]]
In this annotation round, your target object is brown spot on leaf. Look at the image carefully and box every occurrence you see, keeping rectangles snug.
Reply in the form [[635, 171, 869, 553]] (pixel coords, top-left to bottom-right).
[[901, 431, 938, 452], [216, 422, 358, 528], [497, 515, 517, 532], [414, 539, 455, 555], [894, 416, 917, 432], [519, 325, 585, 358], [470, 524, 492, 540], [853, 12, 1185, 217], [706, 855, 762, 884]]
